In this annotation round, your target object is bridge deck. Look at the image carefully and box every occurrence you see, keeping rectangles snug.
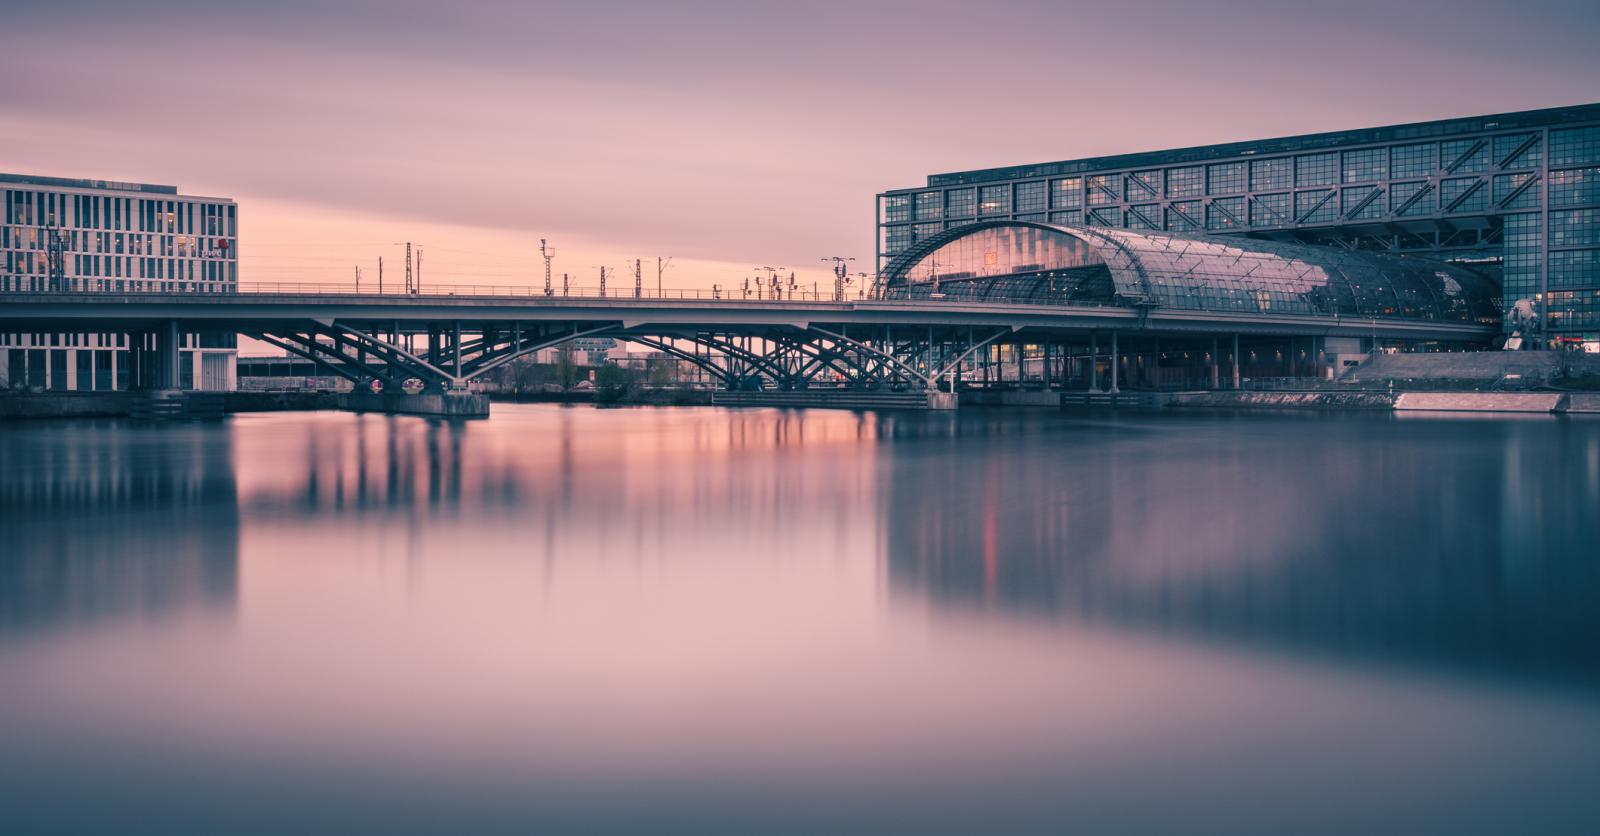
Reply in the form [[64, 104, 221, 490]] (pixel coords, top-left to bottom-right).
[[0, 291, 1497, 341]]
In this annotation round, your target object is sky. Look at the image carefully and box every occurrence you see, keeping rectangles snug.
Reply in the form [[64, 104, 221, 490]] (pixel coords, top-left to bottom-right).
[[3, 0, 1599, 293]]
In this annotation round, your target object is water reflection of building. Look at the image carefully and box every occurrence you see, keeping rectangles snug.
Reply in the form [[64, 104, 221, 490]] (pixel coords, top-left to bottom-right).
[[0, 424, 240, 634], [883, 413, 1600, 685]]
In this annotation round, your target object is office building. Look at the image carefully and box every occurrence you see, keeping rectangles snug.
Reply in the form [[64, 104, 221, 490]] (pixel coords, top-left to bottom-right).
[[1, 173, 238, 390]]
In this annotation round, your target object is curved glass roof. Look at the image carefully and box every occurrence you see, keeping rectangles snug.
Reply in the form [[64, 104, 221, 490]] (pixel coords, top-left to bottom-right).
[[882, 221, 1501, 322]]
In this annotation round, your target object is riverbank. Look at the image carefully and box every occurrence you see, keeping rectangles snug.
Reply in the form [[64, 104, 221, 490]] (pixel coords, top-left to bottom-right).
[[1168, 390, 1600, 413]]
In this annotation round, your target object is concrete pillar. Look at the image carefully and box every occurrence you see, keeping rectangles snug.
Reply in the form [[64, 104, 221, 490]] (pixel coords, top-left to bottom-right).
[[1109, 331, 1120, 393], [1151, 337, 1160, 389], [1090, 334, 1099, 391], [1042, 340, 1052, 389], [1232, 333, 1242, 390], [452, 321, 462, 380], [1211, 336, 1220, 389], [156, 320, 181, 390]]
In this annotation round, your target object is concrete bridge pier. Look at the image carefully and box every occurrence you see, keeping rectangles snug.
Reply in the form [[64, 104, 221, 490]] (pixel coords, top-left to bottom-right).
[[155, 319, 181, 390], [341, 391, 490, 419]]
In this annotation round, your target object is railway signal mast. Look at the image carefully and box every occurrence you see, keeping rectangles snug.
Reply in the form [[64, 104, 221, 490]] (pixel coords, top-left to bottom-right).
[[823, 256, 855, 301], [540, 239, 555, 296]]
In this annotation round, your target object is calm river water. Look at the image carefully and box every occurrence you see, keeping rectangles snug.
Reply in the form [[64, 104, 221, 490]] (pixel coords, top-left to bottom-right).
[[2, 404, 1599, 834]]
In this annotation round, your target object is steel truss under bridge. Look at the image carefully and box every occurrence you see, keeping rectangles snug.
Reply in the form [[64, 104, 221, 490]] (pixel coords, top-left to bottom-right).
[[244, 320, 1021, 393]]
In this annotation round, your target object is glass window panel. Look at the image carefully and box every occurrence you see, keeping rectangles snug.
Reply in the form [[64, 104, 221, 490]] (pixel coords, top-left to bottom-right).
[[978, 185, 1009, 216], [1295, 153, 1337, 187], [1250, 158, 1291, 191], [1050, 177, 1082, 209], [1165, 167, 1204, 199], [1341, 148, 1386, 183]]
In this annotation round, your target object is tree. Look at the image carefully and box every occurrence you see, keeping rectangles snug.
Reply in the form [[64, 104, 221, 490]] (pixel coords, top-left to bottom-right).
[[593, 363, 635, 404]]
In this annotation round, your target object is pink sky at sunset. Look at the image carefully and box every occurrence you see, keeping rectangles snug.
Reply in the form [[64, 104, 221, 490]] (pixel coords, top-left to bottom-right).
[[3, 0, 1597, 294]]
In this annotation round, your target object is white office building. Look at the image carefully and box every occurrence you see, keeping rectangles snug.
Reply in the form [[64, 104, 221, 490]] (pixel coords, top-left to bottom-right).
[[0, 173, 238, 391]]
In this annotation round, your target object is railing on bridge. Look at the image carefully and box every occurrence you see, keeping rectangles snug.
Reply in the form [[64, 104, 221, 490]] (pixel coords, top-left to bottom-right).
[[231, 282, 866, 302]]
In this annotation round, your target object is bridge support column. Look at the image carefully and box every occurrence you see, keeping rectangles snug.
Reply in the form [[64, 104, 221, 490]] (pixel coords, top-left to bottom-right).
[[1042, 340, 1052, 389], [1090, 335, 1099, 391], [156, 319, 181, 390], [1211, 337, 1220, 389], [1232, 333, 1242, 390], [1109, 331, 1119, 394]]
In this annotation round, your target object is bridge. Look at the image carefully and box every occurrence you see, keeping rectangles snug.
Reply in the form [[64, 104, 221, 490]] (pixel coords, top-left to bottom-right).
[[0, 281, 1495, 406]]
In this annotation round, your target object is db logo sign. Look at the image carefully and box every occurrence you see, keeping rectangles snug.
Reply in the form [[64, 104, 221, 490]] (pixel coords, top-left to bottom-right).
[[983, 252, 998, 266]]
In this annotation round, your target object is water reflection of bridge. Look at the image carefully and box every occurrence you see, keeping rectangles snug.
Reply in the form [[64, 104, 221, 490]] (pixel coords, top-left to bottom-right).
[[883, 413, 1600, 687]]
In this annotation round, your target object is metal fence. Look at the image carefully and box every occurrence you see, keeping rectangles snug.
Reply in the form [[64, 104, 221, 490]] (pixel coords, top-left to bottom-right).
[[229, 282, 863, 302]]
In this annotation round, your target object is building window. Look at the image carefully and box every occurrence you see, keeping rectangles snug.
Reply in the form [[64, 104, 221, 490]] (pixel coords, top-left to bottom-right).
[[1493, 132, 1541, 169], [1551, 126, 1600, 168], [1389, 143, 1436, 179], [1341, 148, 1386, 184], [884, 225, 911, 254], [1550, 209, 1600, 248], [1206, 163, 1244, 195], [1250, 193, 1290, 226], [1548, 248, 1600, 290], [1127, 204, 1159, 230], [943, 189, 974, 217], [1250, 158, 1291, 191], [1341, 185, 1383, 219], [1165, 166, 1204, 199], [1442, 139, 1489, 173], [1126, 170, 1160, 200], [882, 194, 910, 223], [1295, 153, 1337, 187], [1494, 173, 1541, 210], [914, 192, 942, 221], [1440, 177, 1488, 213], [1086, 175, 1119, 206], [1087, 206, 1120, 227], [1014, 181, 1046, 213], [1166, 201, 1200, 231], [1206, 197, 1245, 229], [1390, 181, 1433, 216], [1550, 167, 1600, 208], [1050, 177, 1082, 209], [978, 185, 1010, 215], [1294, 190, 1336, 224]]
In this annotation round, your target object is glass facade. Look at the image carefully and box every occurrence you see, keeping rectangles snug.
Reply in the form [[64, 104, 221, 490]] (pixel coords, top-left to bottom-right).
[[879, 104, 1600, 341], [0, 174, 238, 390], [883, 221, 1500, 323]]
